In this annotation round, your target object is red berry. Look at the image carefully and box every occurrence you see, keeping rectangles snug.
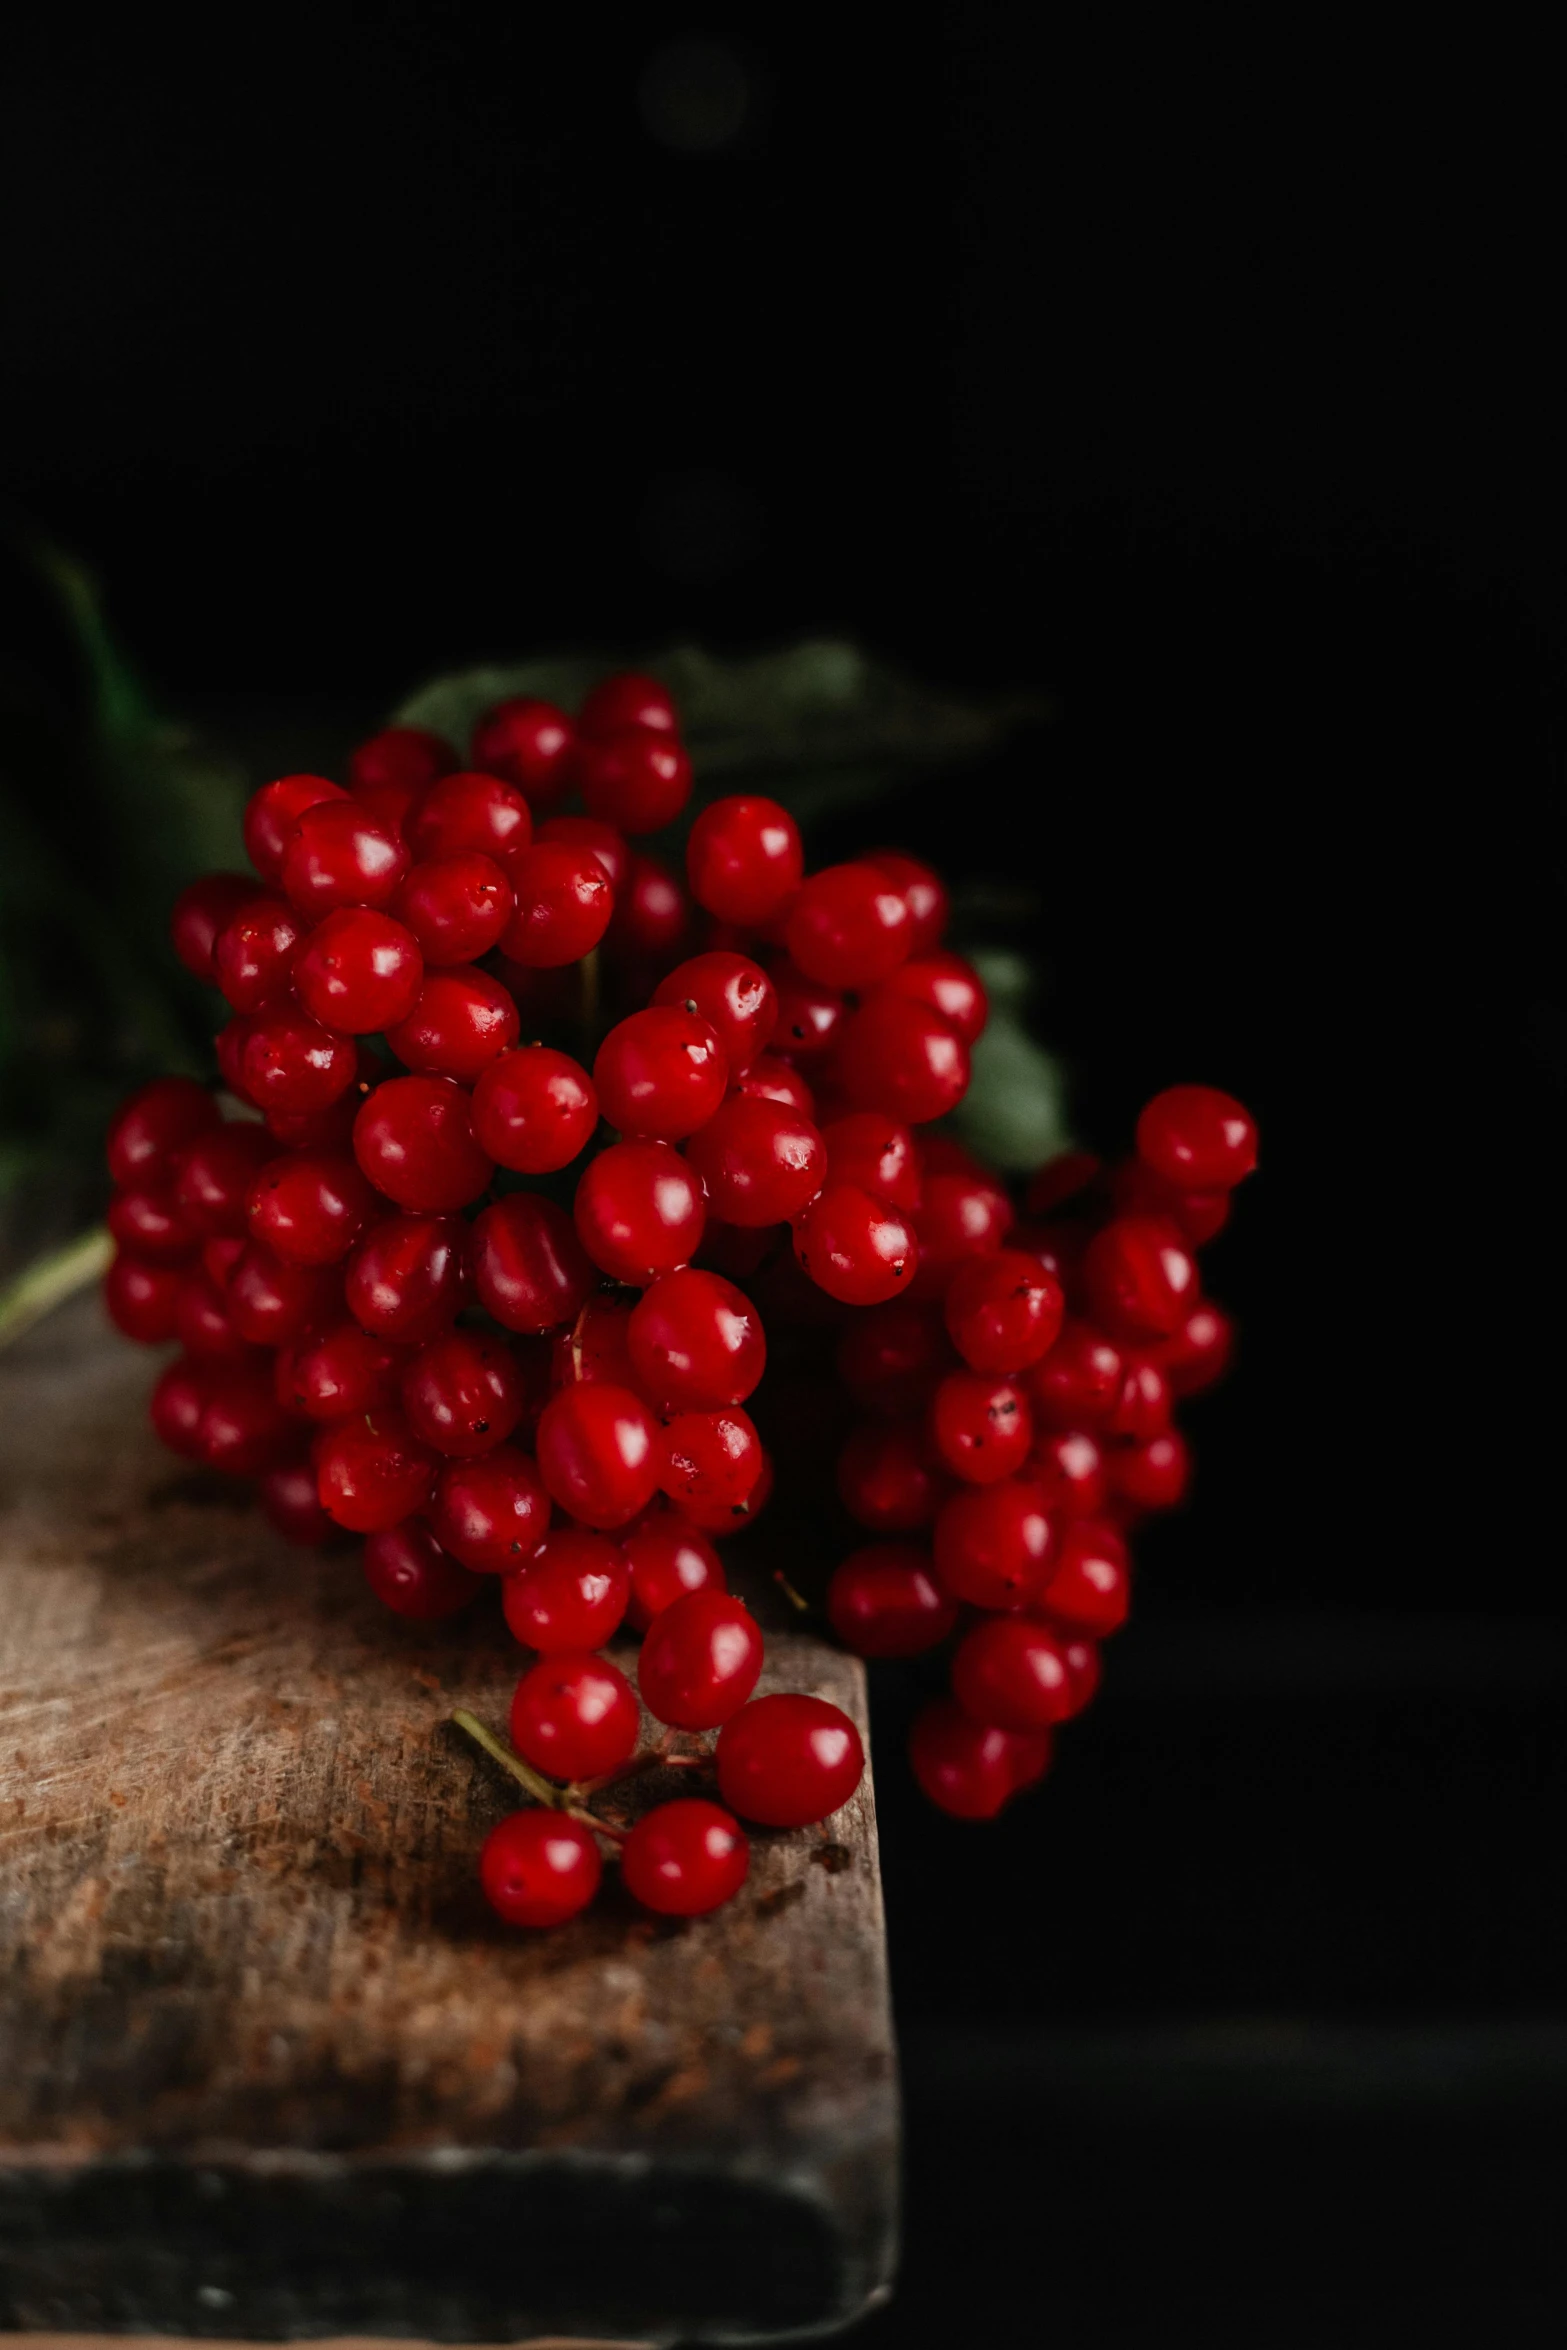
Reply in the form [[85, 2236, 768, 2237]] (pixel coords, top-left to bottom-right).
[[1028, 1320, 1124, 1430], [907, 1697, 1048, 1819], [865, 851, 948, 955], [1055, 1633, 1102, 1717], [827, 1543, 958, 1658], [430, 1444, 551, 1573], [637, 1591, 763, 1729], [733, 1054, 815, 1117], [1026, 1151, 1104, 1216], [285, 1320, 407, 1419], [1029, 1428, 1108, 1520], [317, 1409, 438, 1533], [1149, 1299, 1234, 1395], [409, 770, 533, 868], [471, 699, 575, 809], [150, 1357, 211, 1458], [627, 1268, 764, 1410], [345, 1211, 469, 1343], [391, 852, 513, 966], [170, 873, 257, 984], [281, 800, 409, 915], [243, 773, 346, 883], [1082, 1214, 1198, 1341], [576, 730, 692, 834], [172, 1121, 276, 1236], [401, 1330, 525, 1456], [241, 1008, 360, 1115], [943, 1247, 1064, 1373], [471, 1044, 598, 1174], [873, 952, 988, 1047], [1104, 1353, 1172, 1440], [480, 1808, 601, 1928], [362, 1518, 483, 1618], [258, 1453, 335, 1545], [353, 1075, 494, 1212], [108, 1077, 220, 1189], [347, 725, 455, 827], [174, 1268, 258, 1361], [822, 1112, 921, 1213], [577, 670, 677, 740], [1110, 1156, 1232, 1246], [384, 965, 519, 1084], [622, 1797, 749, 1916], [226, 1241, 341, 1346], [213, 894, 308, 1013], [104, 1252, 185, 1343], [687, 795, 803, 925], [684, 1096, 825, 1229], [833, 992, 970, 1125], [952, 1615, 1075, 1733], [247, 1150, 379, 1266], [107, 1185, 199, 1263], [622, 1513, 726, 1631], [1107, 1428, 1191, 1517], [933, 1477, 1055, 1608], [574, 1140, 705, 1284], [1137, 1084, 1258, 1192], [608, 850, 691, 959], [213, 1013, 258, 1104], [264, 1093, 361, 1153], [837, 1420, 945, 1532], [784, 861, 912, 989], [792, 1184, 916, 1306], [536, 1382, 659, 1529], [502, 1527, 629, 1652], [509, 1650, 640, 1782], [293, 907, 424, 1033], [551, 1294, 638, 1392], [653, 951, 777, 1072], [502, 842, 613, 967], [536, 814, 630, 893], [769, 960, 845, 1059], [929, 1370, 1032, 1485], [716, 1694, 864, 1828], [1039, 1519, 1130, 1636], [470, 1193, 597, 1333], [594, 1006, 727, 1141], [913, 1169, 1015, 1296], [196, 1364, 296, 1475], [654, 1408, 762, 1523]]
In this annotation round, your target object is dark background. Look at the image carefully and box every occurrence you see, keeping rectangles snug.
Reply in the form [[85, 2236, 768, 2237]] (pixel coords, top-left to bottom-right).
[[4, 9, 1565, 2342]]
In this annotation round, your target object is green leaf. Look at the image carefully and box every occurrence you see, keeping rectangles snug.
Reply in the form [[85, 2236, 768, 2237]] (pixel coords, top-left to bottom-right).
[[948, 948, 1073, 1173]]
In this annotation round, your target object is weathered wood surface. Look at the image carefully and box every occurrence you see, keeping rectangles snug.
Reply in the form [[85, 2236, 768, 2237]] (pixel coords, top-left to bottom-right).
[[0, 1293, 897, 2346]]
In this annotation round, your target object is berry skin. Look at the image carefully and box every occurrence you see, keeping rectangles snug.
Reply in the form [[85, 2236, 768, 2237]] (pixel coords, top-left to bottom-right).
[[622, 1513, 726, 1632], [1104, 1353, 1172, 1440], [577, 670, 678, 740], [104, 1253, 185, 1343], [684, 1095, 826, 1228], [537, 814, 630, 894], [195, 1364, 296, 1476], [170, 873, 257, 984], [107, 1185, 199, 1263], [717, 1694, 865, 1828], [950, 1615, 1075, 1732], [686, 795, 803, 925], [470, 1193, 598, 1333], [837, 1421, 945, 1532], [108, 1077, 220, 1189], [241, 1008, 360, 1116], [913, 1169, 1015, 1297], [874, 952, 989, 1047], [502, 842, 614, 967], [822, 1113, 922, 1213], [1137, 1084, 1259, 1192], [933, 1477, 1055, 1608], [1082, 1214, 1199, 1341], [536, 1383, 660, 1529], [409, 770, 533, 868], [401, 1330, 525, 1457], [944, 1248, 1065, 1374], [293, 907, 425, 1033], [174, 1268, 259, 1361], [836, 1301, 951, 1417], [551, 1294, 638, 1392], [480, 1809, 601, 1929], [784, 861, 912, 989], [608, 850, 691, 959], [150, 1358, 211, 1458], [316, 1409, 438, 1533], [213, 894, 308, 1012], [628, 1268, 764, 1410], [282, 799, 410, 914], [264, 1092, 362, 1153], [1107, 1429, 1192, 1518], [353, 1075, 495, 1212], [472, 1045, 599, 1175], [574, 1140, 705, 1284], [471, 698, 576, 808], [907, 1697, 1049, 1819], [243, 773, 347, 883], [734, 1054, 816, 1118], [653, 952, 777, 1073], [1149, 1299, 1234, 1396], [637, 1591, 763, 1730], [431, 1444, 551, 1573], [833, 992, 970, 1125], [258, 1453, 335, 1546], [621, 1798, 750, 1917], [510, 1650, 640, 1782], [214, 1014, 259, 1104], [1028, 1428, 1108, 1520], [594, 1006, 727, 1141], [1056, 1634, 1102, 1718], [1028, 1320, 1124, 1430], [362, 1519, 484, 1618], [247, 1151, 380, 1266], [576, 729, 692, 834], [385, 965, 520, 1083], [284, 1321, 407, 1420], [792, 1184, 916, 1306], [1039, 1519, 1130, 1636], [655, 1408, 763, 1523], [172, 1121, 277, 1236], [392, 852, 513, 966], [345, 1212, 469, 1343], [827, 1542, 958, 1658], [769, 961, 846, 1059], [346, 725, 456, 827], [1110, 1156, 1231, 1246], [929, 1371, 1032, 1485], [1026, 1151, 1104, 1216], [502, 1527, 630, 1651], [226, 1241, 341, 1347]]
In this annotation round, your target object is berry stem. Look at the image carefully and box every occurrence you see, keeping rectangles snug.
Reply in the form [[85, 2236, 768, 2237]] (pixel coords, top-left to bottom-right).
[[451, 1708, 563, 1807], [772, 1567, 815, 1617]]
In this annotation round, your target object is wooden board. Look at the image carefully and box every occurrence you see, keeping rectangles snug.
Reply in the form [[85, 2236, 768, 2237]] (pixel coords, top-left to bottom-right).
[[0, 1293, 898, 2346]]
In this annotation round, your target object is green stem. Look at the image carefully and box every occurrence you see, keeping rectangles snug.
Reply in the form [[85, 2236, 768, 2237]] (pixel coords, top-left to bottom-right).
[[0, 1227, 111, 1354], [451, 1709, 631, 1843]]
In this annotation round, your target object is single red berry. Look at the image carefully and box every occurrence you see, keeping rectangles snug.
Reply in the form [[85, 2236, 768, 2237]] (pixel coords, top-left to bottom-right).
[[241, 1008, 360, 1115], [471, 1045, 599, 1175], [104, 1253, 185, 1344], [627, 1268, 764, 1410], [622, 1513, 726, 1632], [1137, 1084, 1259, 1192], [929, 1370, 1032, 1485], [1150, 1299, 1234, 1395], [865, 850, 948, 955], [1055, 1633, 1102, 1717], [480, 1808, 601, 1928], [654, 1407, 762, 1523], [827, 1542, 958, 1658], [363, 1518, 484, 1618], [213, 893, 308, 1013], [1082, 1214, 1198, 1341], [833, 992, 970, 1125], [576, 729, 692, 834], [685, 1095, 826, 1229], [1104, 1353, 1172, 1440], [170, 873, 257, 984], [716, 1694, 864, 1828], [574, 1140, 705, 1284], [243, 774, 347, 883], [792, 1184, 916, 1306], [172, 1120, 276, 1236], [174, 1268, 259, 1362], [1027, 1320, 1124, 1430], [392, 852, 513, 966], [536, 813, 630, 893], [933, 1477, 1055, 1608], [784, 861, 912, 989], [837, 1420, 945, 1532], [196, 1364, 296, 1476], [551, 1294, 639, 1392], [285, 1320, 407, 1419], [431, 1443, 551, 1573], [733, 1053, 815, 1117], [913, 1169, 1015, 1298], [687, 795, 803, 925], [384, 965, 519, 1084], [345, 1212, 469, 1343], [622, 1797, 749, 1916], [502, 1527, 629, 1652], [353, 1075, 494, 1212], [401, 1330, 525, 1457], [502, 842, 613, 967], [951, 1614, 1076, 1732], [510, 1650, 640, 1781], [107, 1185, 200, 1264], [873, 952, 988, 1047], [1106, 1428, 1191, 1518], [409, 770, 533, 868], [227, 1241, 341, 1347], [346, 725, 455, 828], [247, 1150, 379, 1266], [637, 1590, 763, 1729], [908, 1697, 1049, 1819], [652, 951, 776, 1073], [1039, 1518, 1130, 1636], [1028, 1428, 1108, 1520], [257, 1453, 335, 1545], [578, 670, 678, 740], [944, 1248, 1065, 1374], [317, 1409, 438, 1532], [536, 1382, 659, 1528], [769, 960, 845, 1060], [470, 1192, 597, 1333], [594, 1006, 727, 1142], [281, 799, 409, 914], [608, 850, 691, 959], [293, 907, 424, 1033], [108, 1076, 220, 1189], [822, 1112, 922, 1213], [471, 699, 576, 809], [150, 1357, 211, 1459]]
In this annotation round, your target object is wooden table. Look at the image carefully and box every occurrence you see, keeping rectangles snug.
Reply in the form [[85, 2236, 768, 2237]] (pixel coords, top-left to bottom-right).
[[0, 1293, 897, 2346]]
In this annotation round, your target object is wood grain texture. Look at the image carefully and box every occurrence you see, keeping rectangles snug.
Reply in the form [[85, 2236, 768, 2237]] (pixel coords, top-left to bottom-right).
[[0, 1294, 897, 2346]]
